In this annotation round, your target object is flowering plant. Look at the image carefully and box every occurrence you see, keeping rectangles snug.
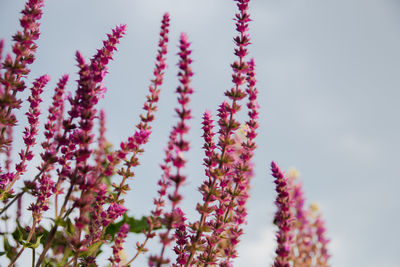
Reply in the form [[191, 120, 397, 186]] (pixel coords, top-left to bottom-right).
[[0, 0, 330, 266]]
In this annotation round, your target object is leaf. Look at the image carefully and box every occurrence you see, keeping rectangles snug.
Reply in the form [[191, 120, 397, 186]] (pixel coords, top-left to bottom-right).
[[11, 223, 26, 243], [24, 235, 43, 249], [105, 215, 151, 237], [0, 191, 15, 201], [39, 228, 50, 246], [78, 241, 103, 257], [57, 247, 74, 267], [105, 220, 123, 237], [3, 237, 15, 260], [126, 216, 149, 233], [66, 218, 74, 236], [54, 217, 67, 227]]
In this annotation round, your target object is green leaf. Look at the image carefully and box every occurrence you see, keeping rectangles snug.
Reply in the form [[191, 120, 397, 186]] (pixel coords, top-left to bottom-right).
[[57, 247, 74, 267], [105, 215, 150, 237], [66, 218, 74, 236], [3, 237, 15, 260], [54, 217, 67, 227], [24, 235, 43, 249], [78, 241, 103, 257], [11, 224, 25, 243], [126, 216, 149, 233], [0, 191, 15, 201]]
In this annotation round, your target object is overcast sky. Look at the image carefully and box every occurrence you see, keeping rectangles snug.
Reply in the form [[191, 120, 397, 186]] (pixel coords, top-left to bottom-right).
[[1, 0, 400, 266]]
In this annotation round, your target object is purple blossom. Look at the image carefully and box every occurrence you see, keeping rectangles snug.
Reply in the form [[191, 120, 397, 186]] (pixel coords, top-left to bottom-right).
[[0, 0, 45, 150], [0, 39, 4, 64], [150, 32, 193, 267], [271, 161, 294, 267], [290, 179, 314, 266], [104, 13, 170, 197], [172, 210, 189, 267], [109, 223, 130, 266], [313, 211, 330, 266], [0, 75, 48, 201], [184, 1, 257, 265]]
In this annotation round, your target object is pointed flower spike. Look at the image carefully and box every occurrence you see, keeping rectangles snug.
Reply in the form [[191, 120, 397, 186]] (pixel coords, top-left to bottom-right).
[[271, 161, 294, 267], [0, 0, 45, 150], [0, 75, 49, 201], [150, 32, 193, 267]]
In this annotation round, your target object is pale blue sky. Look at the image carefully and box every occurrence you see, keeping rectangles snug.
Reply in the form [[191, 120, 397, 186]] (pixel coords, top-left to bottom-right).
[[1, 0, 400, 266]]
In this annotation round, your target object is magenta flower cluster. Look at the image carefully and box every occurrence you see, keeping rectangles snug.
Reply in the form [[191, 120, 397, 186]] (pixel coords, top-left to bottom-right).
[[0, 0, 330, 266]]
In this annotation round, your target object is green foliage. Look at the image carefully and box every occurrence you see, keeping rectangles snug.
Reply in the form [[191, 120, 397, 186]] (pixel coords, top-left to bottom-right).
[[105, 214, 151, 237], [78, 241, 103, 257], [23, 234, 43, 249], [3, 237, 15, 260]]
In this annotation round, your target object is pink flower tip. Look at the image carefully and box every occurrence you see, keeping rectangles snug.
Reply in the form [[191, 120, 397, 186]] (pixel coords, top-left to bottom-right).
[[75, 51, 86, 65], [248, 58, 255, 68], [180, 32, 189, 44], [117, 24, 127, 33], [271, 161, 277, 169], [39, 74, 51, 84], [120, 223, 130, 233]]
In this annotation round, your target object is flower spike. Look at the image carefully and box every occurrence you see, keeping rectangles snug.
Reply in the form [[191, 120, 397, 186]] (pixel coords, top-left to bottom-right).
[[149, 32, 193, 267], [271, 161, 294, 267], [0, 0, 45, 150]]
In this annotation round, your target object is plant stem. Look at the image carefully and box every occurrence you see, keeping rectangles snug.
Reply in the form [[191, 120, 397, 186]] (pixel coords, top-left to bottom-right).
[[9, 220, 37, 266], [32, 248, 35, 267], [35, 182, 74, 267]]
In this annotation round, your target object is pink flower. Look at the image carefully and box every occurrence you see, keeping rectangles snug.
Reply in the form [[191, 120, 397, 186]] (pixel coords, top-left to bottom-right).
[[1, 75, 49, 200], [271, 161, 294, 267], [313, 212, 330, 266], [0, 0, 45, 150], [109, 223, 130, 266], [150, 32, 193, 267]]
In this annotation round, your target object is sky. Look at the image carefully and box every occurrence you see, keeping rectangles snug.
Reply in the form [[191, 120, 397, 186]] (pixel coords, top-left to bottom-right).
[[1, 0, 400, 266]]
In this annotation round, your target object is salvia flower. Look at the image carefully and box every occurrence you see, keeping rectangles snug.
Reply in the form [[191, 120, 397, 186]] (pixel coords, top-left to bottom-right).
[[310, 204, 330, 267], [0, 75, 49, 200], [61, 24, 126, 232], [4, 122, 14, 171], [150, 32, 193, 267], [271, 161, 294, 267], [0, 0, 45, 150], [37, 75, 68, 214], [219, 58, 259, 265], [109, 223, 130, 266], [172, 209, 189, 267], [289, 171, 314, 267], [98, 14, 170, 267], [184, 1, 255, 265], [105, 13, 170, 202], [0, 39, 4, 64]]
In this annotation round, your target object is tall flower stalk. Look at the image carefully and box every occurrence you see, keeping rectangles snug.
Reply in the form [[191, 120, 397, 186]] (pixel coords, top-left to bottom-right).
[[271, 161, 294, 267], [105, 13, 170, 203], [183, 1, 255, 265], [34, 24, 128, 267], [148, 32, 193, 267], [8, 74, 49, 266], [0, 0, 44, 151], [310, 204, 330, 267]]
